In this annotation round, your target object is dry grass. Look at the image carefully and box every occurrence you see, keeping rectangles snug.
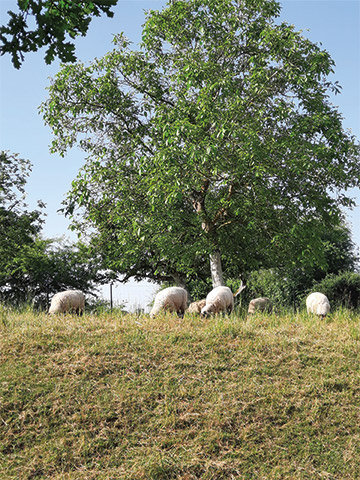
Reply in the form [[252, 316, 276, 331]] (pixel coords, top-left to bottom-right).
[[1, 309, 360, 479]]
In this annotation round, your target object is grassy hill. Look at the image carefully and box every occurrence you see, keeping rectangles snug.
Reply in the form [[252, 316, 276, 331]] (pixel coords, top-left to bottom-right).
[[1, 309, 360, 479]]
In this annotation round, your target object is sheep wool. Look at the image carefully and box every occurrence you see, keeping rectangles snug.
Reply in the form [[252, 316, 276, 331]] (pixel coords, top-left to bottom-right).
[[201, 286, 234, 316], [187, 299, 206, 314], [306, 292, 330, 317], [248, 297, 272, 314], [49, 290, 85, 315], [150, 287, 188, 318]]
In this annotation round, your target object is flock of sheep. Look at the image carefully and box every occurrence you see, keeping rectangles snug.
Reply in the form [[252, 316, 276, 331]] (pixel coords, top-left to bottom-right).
[[48, 286, 331, 318], [149, 286, 330, 318]]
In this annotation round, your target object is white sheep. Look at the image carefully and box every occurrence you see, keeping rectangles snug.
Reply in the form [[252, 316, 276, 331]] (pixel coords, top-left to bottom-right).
[[186, 299, 206, 315], [306, 292, 330, 318], [150, 287, 188, 318], [201, 286, 234, 316], [48, 290, 85, 315], [200, 281, 246, 317], [248, 297, 272, 314]]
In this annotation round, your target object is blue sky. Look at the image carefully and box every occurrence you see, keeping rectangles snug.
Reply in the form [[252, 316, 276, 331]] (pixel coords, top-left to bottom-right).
[[0, 0, 359, 308]]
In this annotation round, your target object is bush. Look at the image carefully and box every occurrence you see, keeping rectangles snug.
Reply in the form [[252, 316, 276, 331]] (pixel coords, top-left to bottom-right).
[[187, 278, 212, 302], [228, 270, 302, 311], [85, 296, 127, 314], [310, 272, 360, 310]]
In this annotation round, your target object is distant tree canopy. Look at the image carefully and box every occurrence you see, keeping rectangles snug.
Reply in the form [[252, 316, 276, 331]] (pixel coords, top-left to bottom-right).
[[42, 0, 360, 289], [3, 237, 105, 308], [0, 0, 117, 68], [0, 150, 103, 307]]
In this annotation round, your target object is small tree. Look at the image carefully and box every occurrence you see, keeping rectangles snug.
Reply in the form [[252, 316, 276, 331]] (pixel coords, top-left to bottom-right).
[[20, 239, 103, 310], [42, 0, 360, 288], [0, 151, 103, 307], [0, 151, 44, 301], [1, 234, 104, 308]]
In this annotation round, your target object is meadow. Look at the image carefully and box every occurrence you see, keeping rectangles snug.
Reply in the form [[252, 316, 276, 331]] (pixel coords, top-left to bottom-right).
[[1, 308, 360, 479]]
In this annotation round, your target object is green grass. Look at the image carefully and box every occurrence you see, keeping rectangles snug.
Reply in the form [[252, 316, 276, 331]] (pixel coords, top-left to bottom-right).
[[1, 310, 360, 479]]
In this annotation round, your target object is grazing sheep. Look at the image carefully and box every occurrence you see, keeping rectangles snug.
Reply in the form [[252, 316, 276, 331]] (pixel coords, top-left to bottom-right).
[[200, 281, 246, 317], [150, 287, 188, 318], [187, 299, 206, 315], [201, 286, 234, 316], [248, 297, 272, 314], [48, 290, 85, 315], [306, 292, 330, 318]]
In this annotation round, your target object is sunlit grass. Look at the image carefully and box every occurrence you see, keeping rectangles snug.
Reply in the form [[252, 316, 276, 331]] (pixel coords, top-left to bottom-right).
[[1, 309, 360, 479]]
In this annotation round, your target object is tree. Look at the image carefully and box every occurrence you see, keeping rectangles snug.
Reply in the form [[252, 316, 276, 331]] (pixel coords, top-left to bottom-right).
[[0, 0, 117, 68], [0, 151, 102, 307], [4, 237, 104, 308], [0, 236, 104, 308], [0, 151, 44, 286], [41, 0, 360, 289]]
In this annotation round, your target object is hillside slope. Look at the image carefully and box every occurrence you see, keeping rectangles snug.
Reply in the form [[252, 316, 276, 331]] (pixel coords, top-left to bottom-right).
[[1, 311, 360, 479]]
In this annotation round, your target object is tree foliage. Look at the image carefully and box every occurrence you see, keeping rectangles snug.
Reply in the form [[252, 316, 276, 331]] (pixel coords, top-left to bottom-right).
[[238, 219, 358, 309], [311, 272, 360, 310], [0, 151, 44, 289], [0, 150, 33, 207], [0, 0, 117, 68], [0, 151, 102, 307], [42, 0, 360, 288], [2, 237, 104, 308]]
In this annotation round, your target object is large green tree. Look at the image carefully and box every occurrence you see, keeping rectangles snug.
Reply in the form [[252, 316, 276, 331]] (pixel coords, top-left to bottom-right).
[[42, 0, 360, 288], [0, 0, 117, 68]]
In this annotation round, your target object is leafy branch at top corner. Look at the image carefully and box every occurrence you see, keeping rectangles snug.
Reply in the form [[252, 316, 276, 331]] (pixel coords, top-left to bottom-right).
[[0, 0, 118, 69]]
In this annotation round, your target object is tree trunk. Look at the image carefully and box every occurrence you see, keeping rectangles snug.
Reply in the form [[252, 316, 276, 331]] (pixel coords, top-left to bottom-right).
[[209, 250, 225, 288]]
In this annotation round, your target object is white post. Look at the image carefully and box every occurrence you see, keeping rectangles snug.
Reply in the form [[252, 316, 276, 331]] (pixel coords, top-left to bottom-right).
[[110, 283, 113, 311]]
